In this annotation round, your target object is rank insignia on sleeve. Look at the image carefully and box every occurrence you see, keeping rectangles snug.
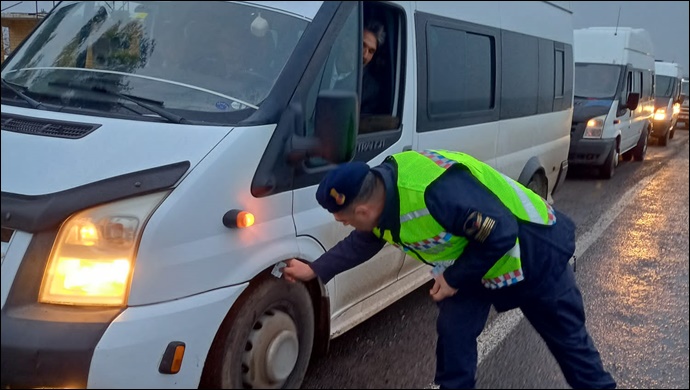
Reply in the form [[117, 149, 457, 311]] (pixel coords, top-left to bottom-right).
[[463, 211, 495, 243]]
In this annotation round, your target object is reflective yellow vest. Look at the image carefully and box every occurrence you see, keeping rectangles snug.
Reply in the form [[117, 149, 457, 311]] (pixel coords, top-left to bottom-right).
[[373, 150, 556, 289]]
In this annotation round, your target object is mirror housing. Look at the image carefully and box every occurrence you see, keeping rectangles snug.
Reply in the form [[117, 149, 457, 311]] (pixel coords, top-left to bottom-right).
[[313, 90, 359, 164], [677, 94, 686, 105], [625, 92, 640, 111], [283, 90, 359, 166]]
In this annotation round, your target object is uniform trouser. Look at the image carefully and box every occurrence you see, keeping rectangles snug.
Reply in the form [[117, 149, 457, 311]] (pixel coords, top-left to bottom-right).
[[434, 266, 616, 389]]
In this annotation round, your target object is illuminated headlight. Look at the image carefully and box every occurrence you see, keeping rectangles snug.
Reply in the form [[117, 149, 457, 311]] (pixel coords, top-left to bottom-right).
[[672, 103, 680, 115], [583, 117, 605, 139], [654, 108, 667, 121], [39, 191, 168, 306]]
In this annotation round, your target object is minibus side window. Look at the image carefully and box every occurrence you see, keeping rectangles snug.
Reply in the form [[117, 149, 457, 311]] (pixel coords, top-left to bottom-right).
[[302, 3, 405, 168], [622, 72, 633, 106], [642, 70, 652, 100], [555, 49, 565, 99]]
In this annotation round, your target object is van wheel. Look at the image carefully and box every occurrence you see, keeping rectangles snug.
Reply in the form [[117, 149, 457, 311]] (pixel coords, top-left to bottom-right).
[[632, 128, 648, 162], [203, 275, 314, 389], [526, 172, 548, 200], [599, 145, 618, 179]]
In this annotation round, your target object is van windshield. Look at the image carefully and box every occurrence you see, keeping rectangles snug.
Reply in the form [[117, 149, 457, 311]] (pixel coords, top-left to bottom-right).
[[1, 1, 308, 124], [574, 63, 621, 99], [654, 76, 675, 98]]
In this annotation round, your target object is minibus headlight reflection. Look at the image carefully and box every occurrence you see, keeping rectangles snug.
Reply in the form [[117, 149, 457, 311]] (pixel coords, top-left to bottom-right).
[[672, 103, 680, 115], [654, 108, 667, 121]]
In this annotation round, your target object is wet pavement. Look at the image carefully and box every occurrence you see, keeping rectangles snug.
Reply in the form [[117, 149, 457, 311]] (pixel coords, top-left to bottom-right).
[[302, 131, 689, 389]]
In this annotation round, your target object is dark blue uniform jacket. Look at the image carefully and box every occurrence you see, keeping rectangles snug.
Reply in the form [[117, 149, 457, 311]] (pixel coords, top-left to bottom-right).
[[309, 159, 576, 311]]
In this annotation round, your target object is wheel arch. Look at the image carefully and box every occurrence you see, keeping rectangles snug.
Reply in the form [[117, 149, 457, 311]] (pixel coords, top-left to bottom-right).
[[517, 157, 548, 198], [199, 236, 332, 387]]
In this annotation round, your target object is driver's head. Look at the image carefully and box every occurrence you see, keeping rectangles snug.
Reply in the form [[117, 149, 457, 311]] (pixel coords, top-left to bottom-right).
[[363, 20, 385, 67]]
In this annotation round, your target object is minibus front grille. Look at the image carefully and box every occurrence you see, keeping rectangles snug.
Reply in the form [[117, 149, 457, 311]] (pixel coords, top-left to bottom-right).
[[1, 114, 101, 139]]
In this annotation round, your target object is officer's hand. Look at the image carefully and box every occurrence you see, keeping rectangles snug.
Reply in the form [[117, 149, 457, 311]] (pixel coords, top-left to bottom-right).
[[430, 274, 458, 302], [282, 259, 316, 283]]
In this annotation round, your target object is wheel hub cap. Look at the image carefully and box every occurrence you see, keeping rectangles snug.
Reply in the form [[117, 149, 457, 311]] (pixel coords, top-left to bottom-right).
[[242, 310, 299, 388]]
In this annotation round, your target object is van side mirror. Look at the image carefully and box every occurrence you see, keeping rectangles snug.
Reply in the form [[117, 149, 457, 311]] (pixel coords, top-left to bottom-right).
[[625, 92, 640, 110], [677, 95, 686, 105], [313, 90, 358, 164], [283, 91, 358, 166]]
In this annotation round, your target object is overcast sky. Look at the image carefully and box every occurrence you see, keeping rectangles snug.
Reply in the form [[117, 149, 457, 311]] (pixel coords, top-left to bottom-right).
[[3, 1, 689, 77]]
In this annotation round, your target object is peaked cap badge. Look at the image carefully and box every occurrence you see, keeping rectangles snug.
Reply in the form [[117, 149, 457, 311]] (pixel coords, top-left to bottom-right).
[[330, 188, 346, 206]]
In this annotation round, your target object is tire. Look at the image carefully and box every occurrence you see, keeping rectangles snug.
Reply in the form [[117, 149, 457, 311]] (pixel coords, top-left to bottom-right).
[[599, 144, 618, 179], [526, 172, 548, 200], [669, 128, 675, 139], [632, 128, 648, 162], [202, 274, 315, 389]]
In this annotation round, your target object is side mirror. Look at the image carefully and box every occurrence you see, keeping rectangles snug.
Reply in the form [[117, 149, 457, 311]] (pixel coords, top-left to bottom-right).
[[625, 92, 640, 111], [677, 95, 686, 105], [313, 90, 359, 164]]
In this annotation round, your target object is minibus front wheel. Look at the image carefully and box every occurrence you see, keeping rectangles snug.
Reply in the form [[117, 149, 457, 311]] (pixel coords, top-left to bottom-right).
[[599, 142, 619, 179], [526, 172, 548, 200], [202, 274, 315, 389]]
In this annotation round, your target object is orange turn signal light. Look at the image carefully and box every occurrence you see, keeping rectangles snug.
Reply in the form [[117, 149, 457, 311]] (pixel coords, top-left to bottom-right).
[[159, 341, 185, 374], [237, 211, 255, 228], [223, 209, 255, 229]]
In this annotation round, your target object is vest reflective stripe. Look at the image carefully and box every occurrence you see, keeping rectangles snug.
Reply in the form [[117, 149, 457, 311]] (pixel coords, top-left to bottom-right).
[[482, 240, 524, 289], [502, 172, 545, 223], [406, 231, 454, 253], [420, 150, 555, 226], [400, 208, 431, 223]]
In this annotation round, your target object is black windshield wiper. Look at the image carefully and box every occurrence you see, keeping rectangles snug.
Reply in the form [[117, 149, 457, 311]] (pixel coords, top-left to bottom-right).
[[48, 80, 189, 124], [1, 77, 47, 110]]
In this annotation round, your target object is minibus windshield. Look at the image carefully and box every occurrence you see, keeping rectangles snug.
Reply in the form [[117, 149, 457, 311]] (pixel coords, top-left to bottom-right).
[[574, 63, 621, 99], [654, 76, 675, 98], [1, 1, 309, 124]]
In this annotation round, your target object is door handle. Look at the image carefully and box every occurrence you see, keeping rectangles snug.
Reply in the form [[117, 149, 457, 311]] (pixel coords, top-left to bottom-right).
[[403, 145, 412, 152]]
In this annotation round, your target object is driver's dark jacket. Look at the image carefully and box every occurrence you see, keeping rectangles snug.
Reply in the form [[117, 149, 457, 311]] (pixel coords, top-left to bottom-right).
[[308, 159, 577, 311]]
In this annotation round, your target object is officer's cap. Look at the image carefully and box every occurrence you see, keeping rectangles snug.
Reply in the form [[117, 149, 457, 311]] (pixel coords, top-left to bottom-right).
[[316, 162, 371, 213]]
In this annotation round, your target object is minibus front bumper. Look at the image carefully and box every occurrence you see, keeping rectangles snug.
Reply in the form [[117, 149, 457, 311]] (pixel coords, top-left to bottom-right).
[[1, 285, 247, 389], [652, 118, 674, 137], [568, 138, 615, 166], [1, 305, 122, 389]]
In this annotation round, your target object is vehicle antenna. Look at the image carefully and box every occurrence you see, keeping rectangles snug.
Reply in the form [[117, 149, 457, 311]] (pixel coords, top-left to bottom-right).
[[614, 6, 621, 36]]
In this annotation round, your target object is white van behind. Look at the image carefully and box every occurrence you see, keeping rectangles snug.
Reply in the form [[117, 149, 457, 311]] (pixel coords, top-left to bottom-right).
[[680, 78, 689, 128], [569, 27, 655, 179], [1, 1, 573, 388], [652, 61, 684, 144]]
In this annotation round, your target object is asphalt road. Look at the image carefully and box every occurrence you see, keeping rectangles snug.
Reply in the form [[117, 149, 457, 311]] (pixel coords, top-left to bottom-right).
[[301, 129, 690, 389]]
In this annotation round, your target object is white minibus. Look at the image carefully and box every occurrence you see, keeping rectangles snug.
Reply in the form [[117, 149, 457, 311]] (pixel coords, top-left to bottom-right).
[[1, 1, 573, 388], [569, 27, 655, 178], [679, 78, 689, 128], [652, 61, 684, 143]]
